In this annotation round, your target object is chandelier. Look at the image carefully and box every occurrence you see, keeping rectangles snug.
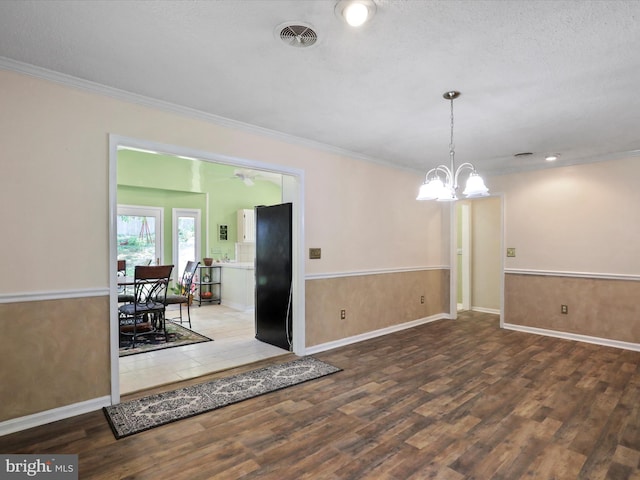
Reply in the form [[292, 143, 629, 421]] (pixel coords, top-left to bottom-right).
[[416, 91, 489, 201]]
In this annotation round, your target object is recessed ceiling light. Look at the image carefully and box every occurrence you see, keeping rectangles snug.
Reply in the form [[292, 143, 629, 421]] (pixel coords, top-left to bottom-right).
[[545, 154, 559, 162], [335, 0, 376, 27]]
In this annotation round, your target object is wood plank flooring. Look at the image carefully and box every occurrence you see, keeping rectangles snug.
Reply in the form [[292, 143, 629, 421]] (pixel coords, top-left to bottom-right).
[[3, 311, 640, 479]]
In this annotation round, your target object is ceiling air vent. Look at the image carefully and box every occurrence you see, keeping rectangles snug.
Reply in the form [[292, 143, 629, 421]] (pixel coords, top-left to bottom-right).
[[277, 23, 318, 48]]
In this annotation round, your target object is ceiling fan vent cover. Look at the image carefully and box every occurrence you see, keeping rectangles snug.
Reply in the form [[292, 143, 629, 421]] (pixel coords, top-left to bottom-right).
[[278, 23, 318, 48]]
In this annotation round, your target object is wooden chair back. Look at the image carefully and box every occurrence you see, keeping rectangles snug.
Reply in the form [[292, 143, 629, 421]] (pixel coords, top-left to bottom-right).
[[133, 265, 173, 305]]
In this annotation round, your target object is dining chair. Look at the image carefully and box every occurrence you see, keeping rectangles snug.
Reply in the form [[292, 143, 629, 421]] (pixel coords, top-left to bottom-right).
[[163, 261, 199, 328], [118, 264, 173, 348], [117, 259, 135, 303]]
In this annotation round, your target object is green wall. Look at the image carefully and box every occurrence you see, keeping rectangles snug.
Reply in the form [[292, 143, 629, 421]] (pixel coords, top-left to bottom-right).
[[117, 149, 282, 263]]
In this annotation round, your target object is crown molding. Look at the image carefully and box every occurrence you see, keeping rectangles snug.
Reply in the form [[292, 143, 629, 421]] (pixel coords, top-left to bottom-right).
[[0, 56, 421, 175]]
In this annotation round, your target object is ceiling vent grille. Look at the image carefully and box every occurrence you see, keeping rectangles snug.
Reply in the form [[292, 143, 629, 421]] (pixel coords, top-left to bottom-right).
[[278, 24, 318, 48]]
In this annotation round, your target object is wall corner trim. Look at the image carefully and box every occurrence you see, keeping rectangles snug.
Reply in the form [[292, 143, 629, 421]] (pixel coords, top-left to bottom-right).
[[503, 323, 640, 352], [0, 396, 111, 437], [305, 313, 448, 355]]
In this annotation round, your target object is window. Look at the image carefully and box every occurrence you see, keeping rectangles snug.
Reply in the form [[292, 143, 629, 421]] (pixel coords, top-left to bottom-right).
[[117, 205, 163, 275]]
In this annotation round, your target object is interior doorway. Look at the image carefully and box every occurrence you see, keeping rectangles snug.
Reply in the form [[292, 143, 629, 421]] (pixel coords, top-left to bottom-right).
[[108, 135, 305, 403], [453, 196, 503, 317]]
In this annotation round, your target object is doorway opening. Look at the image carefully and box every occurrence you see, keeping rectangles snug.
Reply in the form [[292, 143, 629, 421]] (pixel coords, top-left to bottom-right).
[[451, 196, 503, 320], [108, 135, 305, 403]]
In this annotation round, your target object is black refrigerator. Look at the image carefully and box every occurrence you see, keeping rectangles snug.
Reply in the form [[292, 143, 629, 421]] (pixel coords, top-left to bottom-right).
[[255, 203, 293, 350]]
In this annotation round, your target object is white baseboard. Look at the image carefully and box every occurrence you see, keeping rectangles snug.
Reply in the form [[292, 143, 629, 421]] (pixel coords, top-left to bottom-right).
[[0, 396, 111, 437], [503, 323, 640, 352], [471, 306, 501, 315], [305, 313, 448, 355], [456, 305, 500, 315]]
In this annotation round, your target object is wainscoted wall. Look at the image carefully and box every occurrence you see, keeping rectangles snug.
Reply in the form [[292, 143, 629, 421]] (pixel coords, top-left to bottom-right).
[[0, 296, 110, 422], [305, 269, 450, 347], [505, 273, 640, 344]]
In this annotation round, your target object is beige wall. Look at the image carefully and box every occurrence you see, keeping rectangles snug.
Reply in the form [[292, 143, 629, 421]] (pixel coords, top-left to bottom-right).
[[490, 157, 640, 274], [306, 269, 449, 347], [0, 69, 444, 291], [505, 274, 640, 343], [0, 296, 110, 422], [491, 157, 640, 341], [471, 197, 501, 311], [0, 69, 446, 422]]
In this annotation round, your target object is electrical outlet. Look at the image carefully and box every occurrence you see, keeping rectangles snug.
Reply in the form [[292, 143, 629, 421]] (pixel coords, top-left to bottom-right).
[[561, 304, 568, 314], [309, 248, 321, 259], [506, 248, 516, 258], [420, 295, 425, 304], [340, 309, 346, 320]]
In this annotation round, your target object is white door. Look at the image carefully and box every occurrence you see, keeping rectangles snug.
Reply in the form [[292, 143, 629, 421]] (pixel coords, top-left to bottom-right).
[[172, 208, 201, 280]]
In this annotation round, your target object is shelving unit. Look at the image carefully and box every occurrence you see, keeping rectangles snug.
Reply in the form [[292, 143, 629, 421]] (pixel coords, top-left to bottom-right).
[[196, 264, 221, 306]]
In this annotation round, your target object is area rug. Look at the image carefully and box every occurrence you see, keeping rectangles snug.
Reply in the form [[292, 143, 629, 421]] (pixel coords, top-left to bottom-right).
[[103, 357, 341, 439], [119, 321, 212, 357]]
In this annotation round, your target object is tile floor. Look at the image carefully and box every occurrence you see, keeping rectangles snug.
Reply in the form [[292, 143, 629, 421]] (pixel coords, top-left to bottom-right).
[[118, 304, 290, 394]]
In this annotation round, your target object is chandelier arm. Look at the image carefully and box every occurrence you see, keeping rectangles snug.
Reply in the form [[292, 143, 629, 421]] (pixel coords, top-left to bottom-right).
[[453, 162, 477, 188], [424, 167, 437, 182], [434, 165, 453, 183]]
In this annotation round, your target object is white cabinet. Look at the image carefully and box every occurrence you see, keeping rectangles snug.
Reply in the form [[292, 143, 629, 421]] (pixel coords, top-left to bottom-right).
[[220, 263, 255, 311], [237, 208, 255, 243]]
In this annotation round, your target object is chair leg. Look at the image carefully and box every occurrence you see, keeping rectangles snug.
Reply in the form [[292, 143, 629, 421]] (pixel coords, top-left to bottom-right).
[[161, 311, 168, 342], [186, 300, 192, 329]]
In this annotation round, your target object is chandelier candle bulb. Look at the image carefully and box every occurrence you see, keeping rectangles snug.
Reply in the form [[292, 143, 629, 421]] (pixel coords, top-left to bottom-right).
[[417, 91, 489, 201]]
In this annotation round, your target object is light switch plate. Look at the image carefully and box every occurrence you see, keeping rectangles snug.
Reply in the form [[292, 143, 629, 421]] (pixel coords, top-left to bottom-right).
[[506, 248, 516, 257], [309, 248, 321, 259]]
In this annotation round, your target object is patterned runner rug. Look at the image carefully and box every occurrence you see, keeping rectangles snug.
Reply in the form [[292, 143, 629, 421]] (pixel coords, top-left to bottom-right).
[[104, 356, 341, 439]]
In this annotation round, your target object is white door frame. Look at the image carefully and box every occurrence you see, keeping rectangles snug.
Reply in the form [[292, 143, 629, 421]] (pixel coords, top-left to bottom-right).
[[108, 135, 306, 405], [459, 203, 471, 311], [172, 207, 201, 281]]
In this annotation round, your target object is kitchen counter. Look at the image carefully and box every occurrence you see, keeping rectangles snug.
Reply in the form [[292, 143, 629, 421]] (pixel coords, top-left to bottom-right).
[[218, 262, 254, 270], [219, 262, 255, 311]]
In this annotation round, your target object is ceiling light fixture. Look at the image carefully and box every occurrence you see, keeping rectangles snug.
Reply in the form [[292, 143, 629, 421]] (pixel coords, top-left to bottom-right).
[[335, 0, 376, 27], [545, 154, 559, 162], [417, 91, 489, 201]]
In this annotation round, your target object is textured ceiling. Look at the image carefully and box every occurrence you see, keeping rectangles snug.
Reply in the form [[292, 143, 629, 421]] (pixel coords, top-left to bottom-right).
[[1, 0, 639, 176]]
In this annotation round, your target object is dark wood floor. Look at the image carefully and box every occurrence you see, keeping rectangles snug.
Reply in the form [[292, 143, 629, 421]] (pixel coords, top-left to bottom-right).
[[3, 311, 640, 479]]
